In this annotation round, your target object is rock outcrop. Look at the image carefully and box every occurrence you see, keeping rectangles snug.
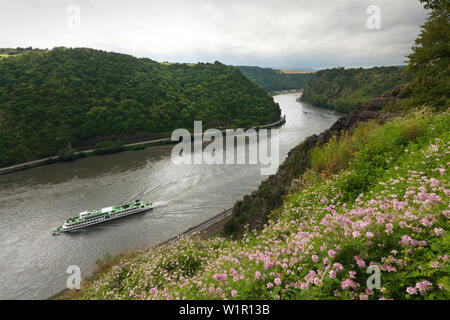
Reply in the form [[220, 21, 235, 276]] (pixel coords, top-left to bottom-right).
[[225, 86, 407, 237]]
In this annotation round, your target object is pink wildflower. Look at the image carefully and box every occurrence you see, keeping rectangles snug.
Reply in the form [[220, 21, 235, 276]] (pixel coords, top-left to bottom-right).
[[352, 230, 361, 238], [354, 256, 366, 268], [274, 277, 282, 286], [299, 282, 309, 290], [212, 273, 227, 282], [333, 263, 344, 273], [429, 178, 439, 186], [433, 227, 444, 236], [341, 278, 359, 290], [328, 249, 336, 258], [385, 223, 394, 235], [415, 280, 432, 295], [406, 287, 417, 296], [401, 235, 412, 245]]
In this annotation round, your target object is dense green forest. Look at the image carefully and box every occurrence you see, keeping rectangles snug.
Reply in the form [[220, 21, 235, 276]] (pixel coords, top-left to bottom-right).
[[0, 47, 36, 56], [300, 66, 412, 113], [235, 66, 313, 93], [0, 48, 281, 166]]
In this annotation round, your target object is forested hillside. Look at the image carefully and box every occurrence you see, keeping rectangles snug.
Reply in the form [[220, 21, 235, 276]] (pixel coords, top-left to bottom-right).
[[300, 66, 412, 113], [236, 66, 313, 93], [0, 48, 281, 166]]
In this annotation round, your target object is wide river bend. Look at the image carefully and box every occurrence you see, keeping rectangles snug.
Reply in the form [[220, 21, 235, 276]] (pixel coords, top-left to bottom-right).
[[0, 93, 339, 299]]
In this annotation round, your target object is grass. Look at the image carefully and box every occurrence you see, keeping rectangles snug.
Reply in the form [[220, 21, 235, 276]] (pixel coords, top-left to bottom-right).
[[310, 109, 429, 176], [69, 108, 449, 300], [56, 250, 141, 300], [310, 120, 380, 174]]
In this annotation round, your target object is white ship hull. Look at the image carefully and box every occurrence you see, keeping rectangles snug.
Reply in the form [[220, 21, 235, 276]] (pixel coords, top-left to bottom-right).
[[52, 201, 153, 235]]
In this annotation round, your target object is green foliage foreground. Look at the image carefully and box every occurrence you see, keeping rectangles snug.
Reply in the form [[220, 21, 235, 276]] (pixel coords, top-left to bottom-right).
[[72, 109, 449, 300]]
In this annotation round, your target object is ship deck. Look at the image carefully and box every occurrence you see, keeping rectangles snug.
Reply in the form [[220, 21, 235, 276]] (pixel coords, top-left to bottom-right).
[[65, 202, 150, 223]]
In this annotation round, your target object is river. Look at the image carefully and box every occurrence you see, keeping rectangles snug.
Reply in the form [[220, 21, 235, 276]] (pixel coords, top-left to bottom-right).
[[0, 93, 340, 299]]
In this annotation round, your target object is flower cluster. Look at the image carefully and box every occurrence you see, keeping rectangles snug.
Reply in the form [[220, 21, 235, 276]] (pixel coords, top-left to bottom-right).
[[76, 113, 449, 301]]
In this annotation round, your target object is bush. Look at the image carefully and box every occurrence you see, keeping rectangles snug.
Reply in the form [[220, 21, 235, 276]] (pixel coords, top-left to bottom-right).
[[94, 140, 124, 155], [57, 148, 76, 161]]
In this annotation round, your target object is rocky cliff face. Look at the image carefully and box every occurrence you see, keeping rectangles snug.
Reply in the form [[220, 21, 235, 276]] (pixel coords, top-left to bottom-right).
[[224, 85, 407, 237]]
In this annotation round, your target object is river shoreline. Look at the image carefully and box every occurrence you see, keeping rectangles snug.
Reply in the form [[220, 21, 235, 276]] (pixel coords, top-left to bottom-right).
[[0, 117, 286, 176]]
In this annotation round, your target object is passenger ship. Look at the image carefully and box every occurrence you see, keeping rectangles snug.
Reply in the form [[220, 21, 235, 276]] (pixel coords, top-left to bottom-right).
[[52, 200, 153, 235]]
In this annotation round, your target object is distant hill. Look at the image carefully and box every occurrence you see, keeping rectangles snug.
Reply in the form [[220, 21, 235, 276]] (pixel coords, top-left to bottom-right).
[[0, 47, 281, 166], [235, 66, 314, 93], [300, 66, 412, 113]]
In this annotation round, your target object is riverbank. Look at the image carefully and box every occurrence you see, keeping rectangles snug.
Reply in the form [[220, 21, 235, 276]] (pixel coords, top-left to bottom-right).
[[0, 116, 286, 176]]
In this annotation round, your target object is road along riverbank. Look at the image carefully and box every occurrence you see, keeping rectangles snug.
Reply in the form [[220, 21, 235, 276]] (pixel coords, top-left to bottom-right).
[[0, 117, 286, 176]]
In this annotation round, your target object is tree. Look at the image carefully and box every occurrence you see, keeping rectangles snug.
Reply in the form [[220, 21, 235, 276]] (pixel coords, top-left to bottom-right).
[[406, 0, 450, 108], [419, 0, 449, 10]]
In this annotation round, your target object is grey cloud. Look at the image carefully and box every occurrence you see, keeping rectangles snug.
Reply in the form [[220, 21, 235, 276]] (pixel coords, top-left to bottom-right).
[[0, 0, 428, 69]]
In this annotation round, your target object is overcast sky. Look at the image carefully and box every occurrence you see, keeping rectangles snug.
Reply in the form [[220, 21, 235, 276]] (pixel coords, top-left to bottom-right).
[[0, 0, 428, 69]]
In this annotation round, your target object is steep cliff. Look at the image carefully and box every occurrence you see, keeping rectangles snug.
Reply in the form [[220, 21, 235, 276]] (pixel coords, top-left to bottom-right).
[[224, 85, 407, 237]]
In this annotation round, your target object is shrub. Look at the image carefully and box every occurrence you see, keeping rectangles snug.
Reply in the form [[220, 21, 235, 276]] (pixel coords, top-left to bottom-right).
[[94, 140, 124, 155], [57, 148, 76, 161], [310, 121, 379, 175]]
